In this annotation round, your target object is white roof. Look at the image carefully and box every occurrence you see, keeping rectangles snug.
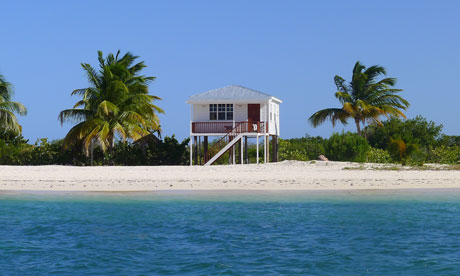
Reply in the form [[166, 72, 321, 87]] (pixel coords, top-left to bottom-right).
[[186, 85, 282, 104]]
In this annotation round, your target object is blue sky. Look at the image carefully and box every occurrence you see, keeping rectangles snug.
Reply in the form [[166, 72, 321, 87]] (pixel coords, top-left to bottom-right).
[[1, 1, 459, 142]]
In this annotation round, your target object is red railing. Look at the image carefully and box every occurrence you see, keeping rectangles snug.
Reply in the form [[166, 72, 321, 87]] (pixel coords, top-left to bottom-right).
[[192, 121, 266, 134], [203, 121, 266, 163]]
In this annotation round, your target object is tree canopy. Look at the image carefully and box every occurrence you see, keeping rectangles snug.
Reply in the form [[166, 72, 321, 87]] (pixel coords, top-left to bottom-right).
[[0, 74, 27, 135], [309, 61, 409, 136], [59, 50, 164, 155]]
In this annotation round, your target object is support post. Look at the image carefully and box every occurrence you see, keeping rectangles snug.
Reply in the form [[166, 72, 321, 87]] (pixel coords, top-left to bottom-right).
[[189, 136, 193, 166], [228, 136, 232, 164], [240, 136, 243, 164], [244, 136, 248, 164], [264, 134, 267, 164], [272, 135, 278, 162], [256, 135, 259, 164], [198, 136, 201, 165], [204, 136, 208, 163], [232, 138, 236, 165], [267, 135, 270, 163], [194, 136, 198, 165]]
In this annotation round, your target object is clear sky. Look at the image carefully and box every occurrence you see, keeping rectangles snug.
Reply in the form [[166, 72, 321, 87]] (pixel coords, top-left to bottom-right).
[[1, 1, 459, 142]]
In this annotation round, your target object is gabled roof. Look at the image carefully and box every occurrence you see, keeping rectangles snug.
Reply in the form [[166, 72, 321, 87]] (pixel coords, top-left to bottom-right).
[[186, 85, 282, 104]]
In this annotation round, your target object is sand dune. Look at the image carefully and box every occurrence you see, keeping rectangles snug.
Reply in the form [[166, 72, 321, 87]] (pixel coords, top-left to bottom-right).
[[0, 161, 459, 191]]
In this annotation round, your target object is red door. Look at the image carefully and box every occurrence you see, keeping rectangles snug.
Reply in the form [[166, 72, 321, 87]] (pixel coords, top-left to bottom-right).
[[248, 104, 260, 132]]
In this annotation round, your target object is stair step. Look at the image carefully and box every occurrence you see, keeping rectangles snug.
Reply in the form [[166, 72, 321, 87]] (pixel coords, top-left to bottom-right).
[[204, 134, 244, 166]]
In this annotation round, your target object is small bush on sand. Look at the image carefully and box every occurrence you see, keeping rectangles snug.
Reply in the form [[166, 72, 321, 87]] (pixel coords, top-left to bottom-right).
[[427, 145, 460, 164], [325, 132, 370, 162], [367, 148, 392, 163]]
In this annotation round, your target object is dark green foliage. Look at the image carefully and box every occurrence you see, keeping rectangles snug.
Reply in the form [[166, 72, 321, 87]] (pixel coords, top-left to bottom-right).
[[427, 145, 460, 164], [324, 132, 370, 162], [437, 135, 460, 147], [0, 130, 29, 145], [0, 137, 92, 165], [27, 139, 90, 165], [278, 133, 369, 163], [0, 130, 31, 164], [0, 131, 189, 166], [112, 135, 189, 166], [246, 144, 262, 164], [278, 136, 325, 161], [366, 148, 392, 163], [0, 139, 31, 165], [388, 138, 420, 166], [366, 116, 443, 150]]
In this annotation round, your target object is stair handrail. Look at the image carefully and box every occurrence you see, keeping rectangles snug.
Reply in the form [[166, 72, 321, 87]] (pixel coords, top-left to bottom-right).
[[205, 122, 245, 162]]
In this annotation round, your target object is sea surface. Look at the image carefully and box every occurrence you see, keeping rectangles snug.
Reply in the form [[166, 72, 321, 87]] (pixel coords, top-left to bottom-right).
[[1, 190, 460, 275]]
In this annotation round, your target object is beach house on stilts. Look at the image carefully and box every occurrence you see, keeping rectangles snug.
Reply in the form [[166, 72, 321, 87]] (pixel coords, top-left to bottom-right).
[[187, 85, 282, 166]]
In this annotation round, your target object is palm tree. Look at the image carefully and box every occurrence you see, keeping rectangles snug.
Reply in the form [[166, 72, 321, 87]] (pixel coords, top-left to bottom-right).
[[388, 138, 418, 166], [0, 74, 27, 134], [59, 50, 164, 157], [309, 61, 409, 136]]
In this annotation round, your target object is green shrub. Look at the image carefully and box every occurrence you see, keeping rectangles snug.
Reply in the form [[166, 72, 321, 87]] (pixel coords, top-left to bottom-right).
[[325, 132, 370, 162], [0, 139, 32, 165], [278, 136, 325, 161], [0, 131, 189, 166], [437, 135, 460, 147], [367, 148, 392, 163], [112, 135, 189, 165], [427, 145, 460, 164], [366, 116, 443, 151], [279, 148, 309, 161], [388, 138, 421, 166]]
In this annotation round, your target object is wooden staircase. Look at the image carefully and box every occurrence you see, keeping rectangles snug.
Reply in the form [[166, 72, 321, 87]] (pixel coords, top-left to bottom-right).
[[204, 123, 247, 166]]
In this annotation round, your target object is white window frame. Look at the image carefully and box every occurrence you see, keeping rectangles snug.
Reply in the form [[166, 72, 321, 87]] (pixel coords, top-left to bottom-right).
[[209, 104, 233, 121]]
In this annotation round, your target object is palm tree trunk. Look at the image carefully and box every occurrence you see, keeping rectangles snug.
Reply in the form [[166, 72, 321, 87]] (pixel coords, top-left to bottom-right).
[[109, 135, 115, 165], [355, 118, 362, 136], [90, 139, 94, 166]]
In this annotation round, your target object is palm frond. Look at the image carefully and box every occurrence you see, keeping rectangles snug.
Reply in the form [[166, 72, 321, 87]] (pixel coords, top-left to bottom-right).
[[0, 101, 27, 115], [309, 108, 350, 127]]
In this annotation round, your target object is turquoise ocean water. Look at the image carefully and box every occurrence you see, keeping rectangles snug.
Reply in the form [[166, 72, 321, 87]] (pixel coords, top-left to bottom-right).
[[1, 190, 460, 275]]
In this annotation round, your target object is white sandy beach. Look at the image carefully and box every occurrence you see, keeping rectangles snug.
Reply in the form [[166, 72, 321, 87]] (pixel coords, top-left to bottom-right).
[[0, 161, 459, 192]]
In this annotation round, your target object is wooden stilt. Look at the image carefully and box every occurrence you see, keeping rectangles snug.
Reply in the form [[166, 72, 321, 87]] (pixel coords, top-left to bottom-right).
[[267, 135, 270, 163], [198, 136, 201, 165], [189, 136, 193, 166], [204, 136, 208, 163], [264, 135, 267, 163], [272, 135, 278, 162], [256, 135, 259, 164], [240, 136, 243, 164], [244, 136, 248, 164], [228, 136, 233, 164], [232, 139, 236, 165], [194, 136, 198, 165]]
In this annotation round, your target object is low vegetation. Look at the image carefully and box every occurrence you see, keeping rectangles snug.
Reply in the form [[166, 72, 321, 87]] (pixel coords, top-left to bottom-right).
[[0, 130, 189, 165], [279, 116, 460, 165]]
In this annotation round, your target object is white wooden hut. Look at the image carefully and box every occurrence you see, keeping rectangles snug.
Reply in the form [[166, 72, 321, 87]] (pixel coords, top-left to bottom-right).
[[186, 85, 282, 165]]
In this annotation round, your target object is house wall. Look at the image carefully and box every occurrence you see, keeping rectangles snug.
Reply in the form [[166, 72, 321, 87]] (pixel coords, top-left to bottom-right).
[[261, 103, 267, 124], [191, 102, 280, 135], [234, 104, 248, 121], [192, 103, 249, 122], [192, 104, 210, 121], [267, 101, 280, 136]]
